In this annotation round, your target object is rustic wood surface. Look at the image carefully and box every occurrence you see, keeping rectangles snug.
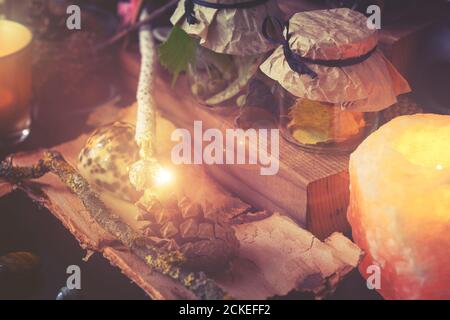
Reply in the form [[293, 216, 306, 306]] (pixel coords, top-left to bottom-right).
[[122, 51, 351, 239], [0, 98, 362, 299], [155, 70, 351, 240]]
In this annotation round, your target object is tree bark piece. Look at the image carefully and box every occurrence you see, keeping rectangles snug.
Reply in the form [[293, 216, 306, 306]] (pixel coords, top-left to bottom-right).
[[217, 213, 361, 299], [0, 103, 362, 300], [0, 151, 227, 300]]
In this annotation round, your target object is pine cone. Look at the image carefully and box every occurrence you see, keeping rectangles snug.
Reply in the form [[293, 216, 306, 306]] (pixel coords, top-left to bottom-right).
[[137, 193, 239, 273], [78, 123, 240, 272]]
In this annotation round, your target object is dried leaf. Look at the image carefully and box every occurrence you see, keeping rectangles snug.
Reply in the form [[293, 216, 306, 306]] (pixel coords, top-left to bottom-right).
[[288, 100, 365, 144]]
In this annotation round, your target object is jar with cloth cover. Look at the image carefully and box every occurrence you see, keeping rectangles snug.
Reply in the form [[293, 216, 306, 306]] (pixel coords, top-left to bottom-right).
[[170, 0, 283, 111], [260, 8, 411, 153]]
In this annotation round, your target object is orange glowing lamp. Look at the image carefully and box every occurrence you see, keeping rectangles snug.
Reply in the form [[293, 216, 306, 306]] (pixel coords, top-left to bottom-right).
[[348, 114, 450, 299]]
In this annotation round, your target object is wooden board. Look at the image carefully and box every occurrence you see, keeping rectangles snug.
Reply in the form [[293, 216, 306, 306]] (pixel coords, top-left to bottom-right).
[[0, 103, 362, 300], [156, 72, 350, 240], [121, 51, 351, 240], [378, 21, 436, 80]]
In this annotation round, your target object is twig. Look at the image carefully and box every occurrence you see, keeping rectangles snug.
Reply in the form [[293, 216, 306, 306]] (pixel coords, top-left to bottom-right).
[[135, 8, 157, 159], [0, 157, 49, 184], [94, 0, 178, 52], [0, 151, 228, 300]]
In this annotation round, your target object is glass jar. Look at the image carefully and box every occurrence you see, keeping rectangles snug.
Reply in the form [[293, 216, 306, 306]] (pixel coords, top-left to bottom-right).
[[275, 84, 379, 154], [187, 45, 264, 112], [258, 9, 411, 154]]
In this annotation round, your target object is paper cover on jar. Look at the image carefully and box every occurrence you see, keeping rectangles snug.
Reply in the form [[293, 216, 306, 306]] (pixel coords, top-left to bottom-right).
[[259, 8, 411, 112], [170, 0, 284, 56]]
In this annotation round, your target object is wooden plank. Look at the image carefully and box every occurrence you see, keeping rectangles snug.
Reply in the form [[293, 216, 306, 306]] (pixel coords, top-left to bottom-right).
[[121, 48, 351, 239], [307, 171, 351, 240], [378, 20, 434, 79], [151, 66, 350, 239]]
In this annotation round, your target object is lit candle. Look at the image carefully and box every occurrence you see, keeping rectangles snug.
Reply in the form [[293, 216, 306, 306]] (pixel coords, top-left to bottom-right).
[[0, 20, 33, 146], [348, 114, 450, 299]]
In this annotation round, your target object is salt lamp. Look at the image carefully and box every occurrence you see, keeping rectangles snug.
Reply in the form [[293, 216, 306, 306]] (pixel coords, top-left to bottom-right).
[[348, 114, 450, 300]]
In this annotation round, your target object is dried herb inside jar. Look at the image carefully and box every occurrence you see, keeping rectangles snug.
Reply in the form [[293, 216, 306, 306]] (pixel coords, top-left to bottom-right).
[[287, 99, 366, 145], [188, 47, 263, 108]]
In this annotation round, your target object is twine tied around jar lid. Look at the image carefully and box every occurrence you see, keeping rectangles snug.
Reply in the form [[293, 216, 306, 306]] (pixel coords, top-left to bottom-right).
[[260, 8, 411, 112], [261, 16, 378, 79]]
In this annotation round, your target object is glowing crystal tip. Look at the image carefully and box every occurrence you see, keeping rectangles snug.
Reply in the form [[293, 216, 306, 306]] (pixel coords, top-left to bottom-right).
[[154, 167, 173, 186]]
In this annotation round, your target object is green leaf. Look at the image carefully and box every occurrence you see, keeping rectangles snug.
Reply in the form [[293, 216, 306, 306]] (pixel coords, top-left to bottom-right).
[[158, 26, 197, 86]]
